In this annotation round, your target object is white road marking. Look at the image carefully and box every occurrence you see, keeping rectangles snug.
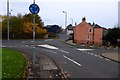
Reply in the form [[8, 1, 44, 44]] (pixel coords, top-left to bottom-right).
[[31, 45, 34, 47], [59, 49, 69, 54], [105, 58, 110, 61], [99, 56, 103, 58], [41, 49, 57, 54], [45, 39, 53, 41], [1, 46, 6, 48], [77, 48, 111, 61], [90, 46, 93, 48], [81, 45, 85, 46], [25, 45, 29, 47], [77, 49, 94, 51], [94, 54, 98, 57], [63, 55, 82, 67], [87, 52, 90, 54], [38, 44, 58, 50], [90, 53, 93, 55]]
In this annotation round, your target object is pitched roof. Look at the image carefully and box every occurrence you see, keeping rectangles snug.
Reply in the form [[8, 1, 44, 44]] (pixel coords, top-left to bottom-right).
[[93, 24, 102, 28], [75, 21, 93, 28]]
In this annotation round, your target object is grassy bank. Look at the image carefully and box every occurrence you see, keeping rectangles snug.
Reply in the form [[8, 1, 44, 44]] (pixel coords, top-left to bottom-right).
[[2, 48, 27, 79]]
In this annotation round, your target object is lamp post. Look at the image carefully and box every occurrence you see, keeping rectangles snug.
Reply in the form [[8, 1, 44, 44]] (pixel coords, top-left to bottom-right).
[[9, 10, 14, 38], [63, 11, 67, 30], [9, 10, 12, 19], [7, 0, 9, 42]]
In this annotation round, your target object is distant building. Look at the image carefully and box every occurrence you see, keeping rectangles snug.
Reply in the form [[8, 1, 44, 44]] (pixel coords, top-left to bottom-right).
[[66, 24, 74, 35], [45, 25, 61, 34], [74, 17, 107, 46]]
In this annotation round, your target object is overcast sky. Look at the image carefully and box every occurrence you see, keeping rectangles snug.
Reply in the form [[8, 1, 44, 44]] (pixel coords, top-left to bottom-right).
[[1, 0, 119, 29]]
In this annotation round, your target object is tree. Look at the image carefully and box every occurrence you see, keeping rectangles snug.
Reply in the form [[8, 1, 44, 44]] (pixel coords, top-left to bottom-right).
[[2, 13, 47, 39], [103, 27, 120, 46], [22, 13, 47, 38]]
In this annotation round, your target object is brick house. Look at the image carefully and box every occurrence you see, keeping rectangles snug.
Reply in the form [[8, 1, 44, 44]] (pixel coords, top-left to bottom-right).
[[74, 17, 106, 46]]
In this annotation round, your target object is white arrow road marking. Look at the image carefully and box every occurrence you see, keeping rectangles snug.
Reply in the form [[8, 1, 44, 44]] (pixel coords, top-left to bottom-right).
[[63, 55, 82, 67], [38, 44, 58, 50]]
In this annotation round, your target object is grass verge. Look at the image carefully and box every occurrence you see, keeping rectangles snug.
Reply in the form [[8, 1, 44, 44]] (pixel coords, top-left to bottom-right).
[[1, 48, 27, 79]]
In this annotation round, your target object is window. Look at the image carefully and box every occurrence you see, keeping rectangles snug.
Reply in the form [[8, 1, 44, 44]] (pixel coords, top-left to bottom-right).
[[87, 36, 90, 40], [89, 28, 92, 32]]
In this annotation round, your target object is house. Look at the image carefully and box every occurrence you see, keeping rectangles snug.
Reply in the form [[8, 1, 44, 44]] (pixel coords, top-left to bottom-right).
[[45, 25, 61, 34], [74, 17, 106, 46], [65, 24, 74, 40], [74, 17, 93, 45], [66, 24, 74, 35]]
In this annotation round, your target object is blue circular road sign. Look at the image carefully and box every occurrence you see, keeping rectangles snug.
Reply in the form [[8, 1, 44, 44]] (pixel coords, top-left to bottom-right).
[[29, 4, 40, 14]]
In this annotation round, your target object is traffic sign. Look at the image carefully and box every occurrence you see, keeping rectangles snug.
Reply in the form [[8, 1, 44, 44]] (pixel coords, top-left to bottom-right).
[[29, 4, 40, 14]]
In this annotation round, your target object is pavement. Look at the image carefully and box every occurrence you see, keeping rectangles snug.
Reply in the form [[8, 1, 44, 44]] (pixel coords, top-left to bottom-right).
[[66, 40, 120, 63], [6, 46, 68, 79]]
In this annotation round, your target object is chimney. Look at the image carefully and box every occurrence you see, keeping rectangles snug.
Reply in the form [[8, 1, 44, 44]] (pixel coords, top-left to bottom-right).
[[82, 17, 86, 22], [75, 22, 77, 26]]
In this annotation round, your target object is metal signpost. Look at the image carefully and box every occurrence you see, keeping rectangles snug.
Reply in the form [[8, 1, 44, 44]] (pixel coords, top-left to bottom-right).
[[29, 0, 40, 65]]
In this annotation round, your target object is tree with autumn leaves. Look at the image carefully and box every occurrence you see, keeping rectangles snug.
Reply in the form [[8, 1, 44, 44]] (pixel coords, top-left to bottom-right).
[[2, 13, 47, 39]]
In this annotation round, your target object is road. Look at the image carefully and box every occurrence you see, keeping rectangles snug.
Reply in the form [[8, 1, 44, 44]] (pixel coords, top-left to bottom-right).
[[2, 33, 119, 78]]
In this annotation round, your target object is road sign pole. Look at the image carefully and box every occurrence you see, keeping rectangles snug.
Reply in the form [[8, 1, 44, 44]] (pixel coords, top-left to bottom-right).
[[32, 0, 36, 66], [29, 0, 40, 66], [32, 15, 36, 65], [33, 0, 36, 65]]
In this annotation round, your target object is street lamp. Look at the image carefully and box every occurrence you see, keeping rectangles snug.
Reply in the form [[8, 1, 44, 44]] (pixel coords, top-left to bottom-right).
[[63, 11, 67, 30], [9, 10, 12, 16], [7, 0, 10, 42], [9, 10, 14, 38], [7, 0, 12, 41]]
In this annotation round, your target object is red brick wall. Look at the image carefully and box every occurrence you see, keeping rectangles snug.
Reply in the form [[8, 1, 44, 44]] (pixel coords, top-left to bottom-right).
[[94, 28, 103, 46]]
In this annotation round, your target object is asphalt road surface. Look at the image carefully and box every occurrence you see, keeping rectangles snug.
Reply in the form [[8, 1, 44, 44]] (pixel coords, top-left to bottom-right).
[[2, 33, 119, 78]]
